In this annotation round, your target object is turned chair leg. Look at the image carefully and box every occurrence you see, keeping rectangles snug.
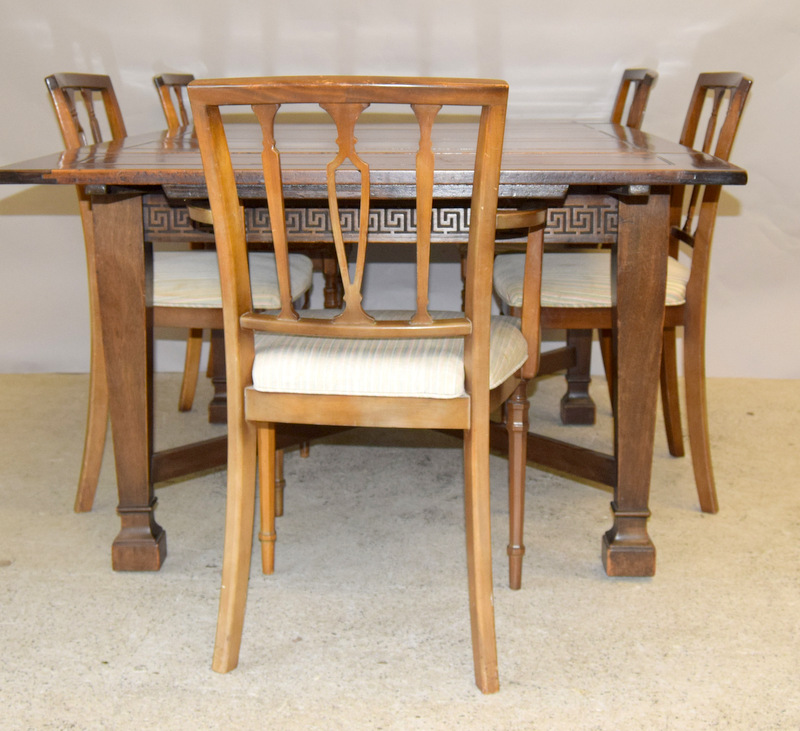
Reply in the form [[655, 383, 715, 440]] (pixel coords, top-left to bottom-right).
[[273, 448, 286, 518], [560, 329, 596, 425], [506, 381, 529, 590], [258, 429, 277, 575]]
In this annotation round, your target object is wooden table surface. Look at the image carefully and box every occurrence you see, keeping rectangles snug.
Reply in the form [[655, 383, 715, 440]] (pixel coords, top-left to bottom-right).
[[0, 118, 747, 575], [2, 118, 744, 189]]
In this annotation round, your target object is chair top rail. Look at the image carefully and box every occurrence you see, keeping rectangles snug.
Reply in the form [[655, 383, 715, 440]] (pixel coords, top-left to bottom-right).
[[189, 75, 508, 342]]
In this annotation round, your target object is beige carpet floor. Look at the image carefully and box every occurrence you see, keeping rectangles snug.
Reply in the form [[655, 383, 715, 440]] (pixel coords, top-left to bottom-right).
[[0, 373, 797, 730]]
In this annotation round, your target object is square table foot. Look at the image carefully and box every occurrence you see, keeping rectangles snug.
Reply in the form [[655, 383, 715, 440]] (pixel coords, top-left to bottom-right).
[[602, 530, 656, 577], [559, 394, 596, 425], [111, 501, 167, 571], [112, 529, 167, 571]]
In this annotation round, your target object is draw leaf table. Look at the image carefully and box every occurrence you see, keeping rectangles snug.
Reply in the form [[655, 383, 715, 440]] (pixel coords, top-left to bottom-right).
[[0, 118, 746, 574]]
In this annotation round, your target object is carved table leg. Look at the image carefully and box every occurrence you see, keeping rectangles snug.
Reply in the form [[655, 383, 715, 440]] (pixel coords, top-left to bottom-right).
[[602, 189, 668, 577], [92, 194, 166, 571]]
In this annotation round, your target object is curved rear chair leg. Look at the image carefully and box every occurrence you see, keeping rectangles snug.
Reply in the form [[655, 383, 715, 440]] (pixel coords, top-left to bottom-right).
[[506, 381, 529, 590], [683, 321, 718, 513], [75, 250, 109, 513], [212, 419, 259, 673], [660, 327, 685, 457], [178, 328, 204, 411], [75, 332, 109, 512], [463, 421, 500, 694]]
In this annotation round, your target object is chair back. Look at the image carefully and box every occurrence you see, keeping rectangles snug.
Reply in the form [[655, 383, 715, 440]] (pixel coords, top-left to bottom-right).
[[671, 73, 752, 300], [45, 73, 127, 148], [153, 73, 195, 130], [188, 76, 508, 377], [610, 68, 658, 129]]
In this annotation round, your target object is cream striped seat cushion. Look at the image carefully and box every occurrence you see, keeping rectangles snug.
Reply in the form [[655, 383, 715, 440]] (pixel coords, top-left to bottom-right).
[[152, 251, 314, 308], [251, 310, 528, 398], [494, 251, 691, 309]]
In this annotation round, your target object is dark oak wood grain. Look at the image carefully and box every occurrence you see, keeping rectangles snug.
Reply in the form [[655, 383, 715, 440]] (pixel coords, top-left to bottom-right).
[[0, 104, 747, 579], [1, 120, 746, 191]]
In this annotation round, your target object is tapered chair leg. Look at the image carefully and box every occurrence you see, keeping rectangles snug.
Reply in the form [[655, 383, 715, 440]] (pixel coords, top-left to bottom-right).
[[660, 326, 685, 457], [212, 419, 259, 674], [75, 220, 108, 513], [178, 328, 204, 411], [683, 320, 718, 513], [506, 381, 529, 590], [463, 422, 499, 694]]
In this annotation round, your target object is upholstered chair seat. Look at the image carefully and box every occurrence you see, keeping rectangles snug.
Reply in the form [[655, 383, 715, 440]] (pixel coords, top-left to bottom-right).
[[494, 251, 691, 309], [153, 251, 313, 309], [251, 310, 528, 398]]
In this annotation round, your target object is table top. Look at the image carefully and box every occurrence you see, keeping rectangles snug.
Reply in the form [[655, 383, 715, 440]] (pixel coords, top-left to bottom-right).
[[0, 118, 747, 199]]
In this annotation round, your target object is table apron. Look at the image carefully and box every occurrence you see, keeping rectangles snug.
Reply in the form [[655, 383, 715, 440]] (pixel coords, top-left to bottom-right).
[[142, 192, 620, 246]]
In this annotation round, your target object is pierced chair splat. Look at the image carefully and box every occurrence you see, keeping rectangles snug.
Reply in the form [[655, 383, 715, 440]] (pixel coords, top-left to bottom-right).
[[189, 75, 544, 693]]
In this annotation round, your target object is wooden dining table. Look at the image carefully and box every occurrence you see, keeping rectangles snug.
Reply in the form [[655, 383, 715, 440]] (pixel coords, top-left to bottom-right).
[[0, 117, 746, 575]]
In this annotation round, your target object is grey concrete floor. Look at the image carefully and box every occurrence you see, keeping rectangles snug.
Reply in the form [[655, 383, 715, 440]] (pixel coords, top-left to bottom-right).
[[0, 373, 798, 729]]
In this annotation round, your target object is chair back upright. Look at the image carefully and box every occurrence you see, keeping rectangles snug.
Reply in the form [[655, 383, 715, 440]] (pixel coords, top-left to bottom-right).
[[610, 68, 658, 129], [45, 73, 127, 148], [188, 76, 509, 392], [44, 72, 128, 513], [671, 73, 753, 303], [153, 73, 195, 130]]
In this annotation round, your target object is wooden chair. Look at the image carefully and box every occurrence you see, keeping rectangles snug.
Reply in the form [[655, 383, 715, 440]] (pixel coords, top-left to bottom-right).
[[610, 67, 658, 128], [189, 75, 543, 693], [493, 73, 753, 530], [153, 73, 195, 130], [154, 72, 348, 418], [552, 68, 658, 423], [153, 73, 211, 412], [460, 68, 656, 315], [45, 73, 314, 512]]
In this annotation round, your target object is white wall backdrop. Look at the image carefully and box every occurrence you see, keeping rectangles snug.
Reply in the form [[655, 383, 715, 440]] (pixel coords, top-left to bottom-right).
[[0, 0, 798, 377]]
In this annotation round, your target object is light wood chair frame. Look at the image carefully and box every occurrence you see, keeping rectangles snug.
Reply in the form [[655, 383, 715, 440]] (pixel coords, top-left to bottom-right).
[[189, 75, 541, 694]]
